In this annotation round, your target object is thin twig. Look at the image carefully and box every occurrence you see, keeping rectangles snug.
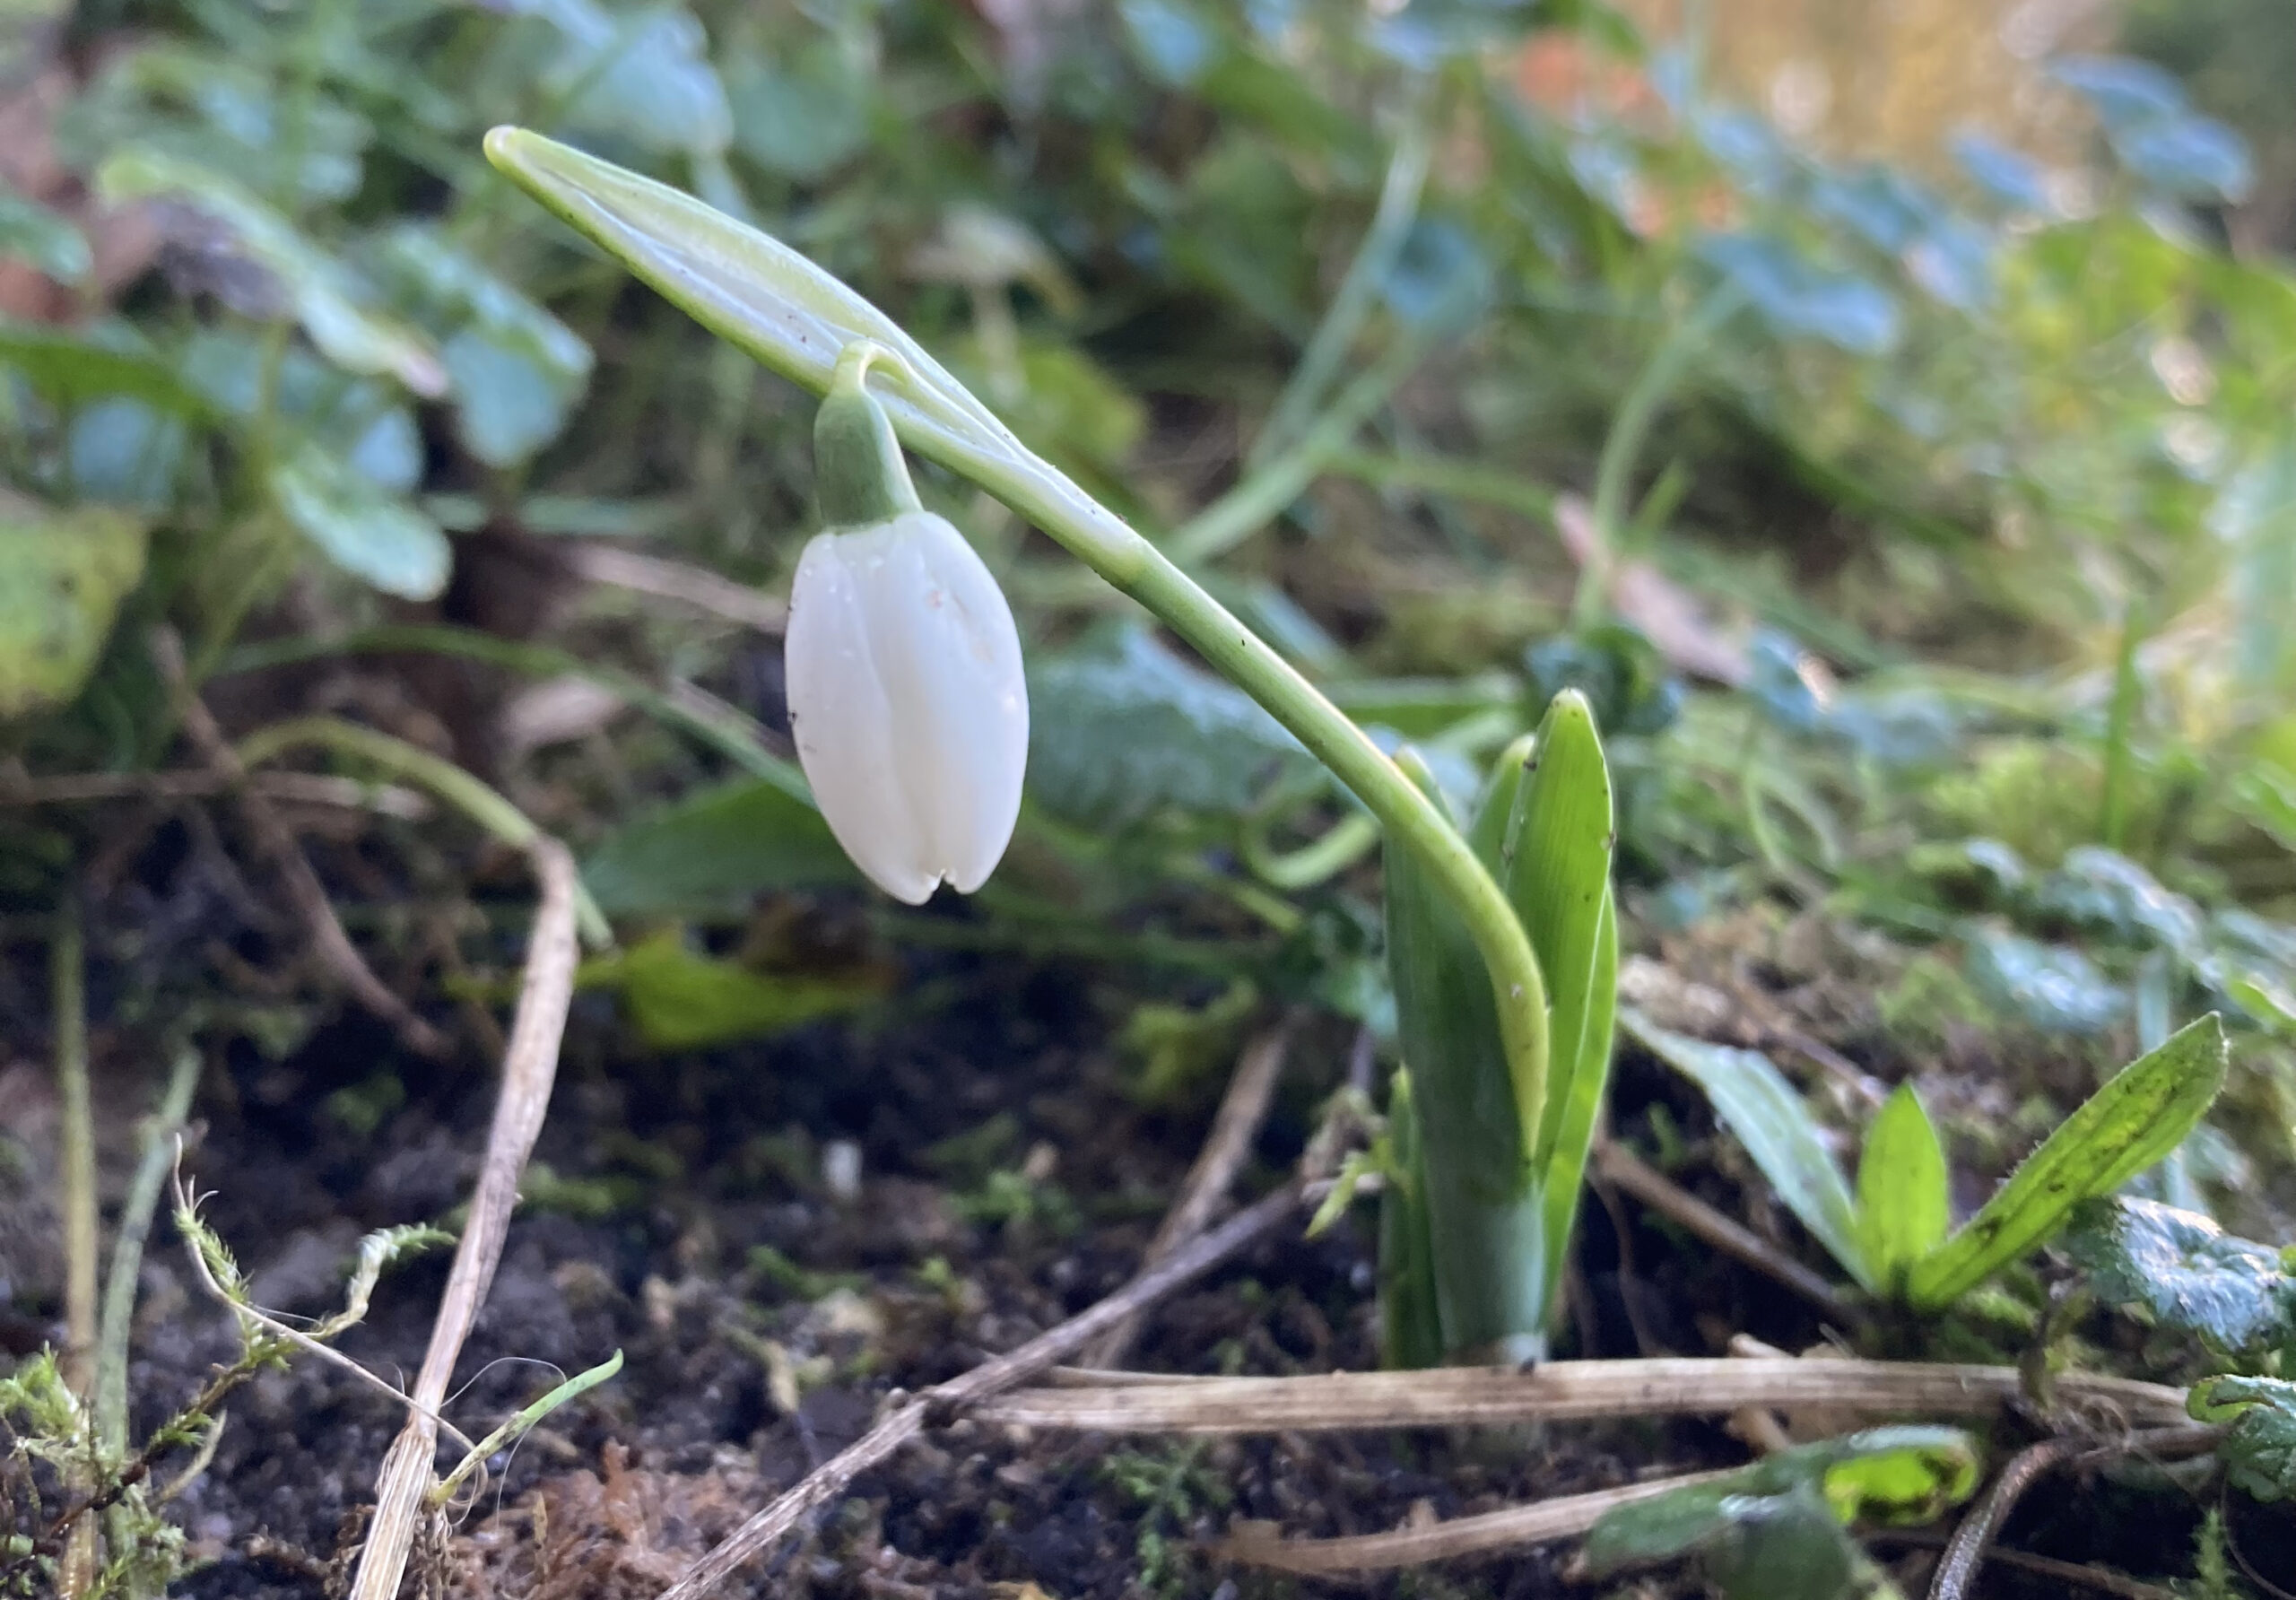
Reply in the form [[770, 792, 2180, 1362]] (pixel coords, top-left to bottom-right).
[[1222, 1468, 1735, 1573], [149, 626, 450, 1059], [1874, 1530, 2182, 1599], [655, 1183, 1308, 1600], [348, 837, 581, 1600], [1084, 1019, 1295, 1368], [1928, 1437, 2082, 1600], [1592, 1137, 1857, 1323], [971, 1358, 2190, 1434], [0, 769, 432, 818], [566, 543, 788, 634]]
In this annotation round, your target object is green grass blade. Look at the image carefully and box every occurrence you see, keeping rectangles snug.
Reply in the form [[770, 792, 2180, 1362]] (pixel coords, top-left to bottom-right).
[[1855, 1084, 1950, 1294], [1906, 1013, 2229, 1311], [1625, 1010, 1873, 1292], [1490, 692, 1620, 1326]]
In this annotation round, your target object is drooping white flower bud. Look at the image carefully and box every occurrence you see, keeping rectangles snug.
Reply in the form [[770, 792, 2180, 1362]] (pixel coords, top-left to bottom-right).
[[786, 510, 1028, 902], [784, 345, 1029, 904]]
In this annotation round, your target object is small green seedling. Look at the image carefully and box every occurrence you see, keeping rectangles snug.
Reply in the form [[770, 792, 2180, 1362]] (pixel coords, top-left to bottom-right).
[[1632, 1010, 2229, 1310], [1581, 1425, 1980, 1600]]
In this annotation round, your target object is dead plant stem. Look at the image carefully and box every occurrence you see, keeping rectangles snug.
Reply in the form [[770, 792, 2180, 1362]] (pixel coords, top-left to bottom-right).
[[346, 837, 581, 1600]]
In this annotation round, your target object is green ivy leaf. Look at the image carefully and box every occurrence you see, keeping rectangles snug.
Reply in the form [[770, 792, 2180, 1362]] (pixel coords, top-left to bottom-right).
[[94, 147, 445, 397], [1906, 1014, 2229, 1311], [581, 776, 851, 918], [1856, 1084, 1951, 1292], [0, 186, 90, 283], [2189, 1376, 2296, 1501], [2066, 1196, 2292, 1352], [1026, 624, 1309, 828], [267, 445, 449, 601], [1624, 1011, 1872, 1292], [0, 500, 148, 718]]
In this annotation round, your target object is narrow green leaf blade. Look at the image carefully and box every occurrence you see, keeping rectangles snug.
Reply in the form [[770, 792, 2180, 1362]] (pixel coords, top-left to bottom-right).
[[1856, 1084, 1951, 1291], [1906, 1013, 2229, 1310], [1497, 693, 1619, 1317], [1505, 690, 1615, 1168], [1384, 746, 1544, 1360], [1624, 1010, 1872, 1291]]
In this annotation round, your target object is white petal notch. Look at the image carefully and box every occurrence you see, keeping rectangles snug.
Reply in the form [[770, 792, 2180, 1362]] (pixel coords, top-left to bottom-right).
[[785, 509, 1029, 904]]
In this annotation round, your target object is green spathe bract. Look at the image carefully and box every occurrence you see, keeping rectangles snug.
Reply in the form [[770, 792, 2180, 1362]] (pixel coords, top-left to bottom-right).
[[1383, 692, 1618, 1361], [482, 124, 1558, 1288]]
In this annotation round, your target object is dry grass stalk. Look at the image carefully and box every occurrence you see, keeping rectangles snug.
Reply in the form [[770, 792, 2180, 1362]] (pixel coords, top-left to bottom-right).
[[568, 543, 788, 634], [0, 769, 433, 818], [1083, 1017, 1294, 1368], [347, 836, 581, 1600], [973, 1357, 2189, 1434], [1222, 1467, 1735, 1573], [654, 1184, 1308, 1600], [149, 626, 451, 1059], [1592, 1137, 1856, 1320]]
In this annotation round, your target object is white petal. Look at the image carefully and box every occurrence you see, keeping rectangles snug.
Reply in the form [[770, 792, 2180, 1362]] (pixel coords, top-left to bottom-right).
[[783, 512, 1029, 902]]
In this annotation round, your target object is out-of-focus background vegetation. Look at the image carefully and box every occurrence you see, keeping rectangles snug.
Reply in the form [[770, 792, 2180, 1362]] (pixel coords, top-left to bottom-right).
[[3, 0, 2295, 1592]]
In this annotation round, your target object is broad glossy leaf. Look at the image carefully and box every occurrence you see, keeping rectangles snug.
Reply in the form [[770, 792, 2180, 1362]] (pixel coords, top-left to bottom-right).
[[68, 398, 188, 510], [1624, 1011, 1871, 1291], [581, 776, 851, 917], [2032, 848, 2203, 957], [2114, 112, 2254, 204], [0, 321, 208, 415], [0, 187, 90, 283], [0, 501, 147, 717], [1696, 232, 1900, 355], [1856, 1084, 1950, 1291], [522, 0, 731, 157], [1906, 1014, 2229, 1310], [94, 148, 444, 396], [1964, 928, 2126, 1035], [2066, 1196, 2292, 1352], [1027, 625, 1309, 828], [726, 37, 872, 178], [268, 446, 450, 600], [1120, 0, 1222, 87], [583, 927, 881, 1051], [2189, 1375, 2296, 1501]]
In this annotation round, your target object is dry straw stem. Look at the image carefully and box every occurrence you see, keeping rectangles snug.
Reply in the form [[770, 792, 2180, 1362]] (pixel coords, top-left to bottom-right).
[[655, 1184, 1307, 1600], [971, 1357, 2190, 1434], [1592, 1138, 1857, 1321], [1222, 1467, 1736, 1574], [149, 626, 451, 1059], [1083, 1018, 1295, 1369], [0, 769, 432, 818], [347, 836, 581, 1600], [567, 543, 789, 633]]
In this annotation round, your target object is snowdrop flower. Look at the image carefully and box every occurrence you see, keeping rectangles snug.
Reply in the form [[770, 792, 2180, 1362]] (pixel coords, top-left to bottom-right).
[[784, 345, 1029, 904]]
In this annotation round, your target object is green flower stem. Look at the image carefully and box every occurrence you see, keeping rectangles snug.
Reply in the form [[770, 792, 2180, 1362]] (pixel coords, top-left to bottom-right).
[[931, 404, 1552, 1123]]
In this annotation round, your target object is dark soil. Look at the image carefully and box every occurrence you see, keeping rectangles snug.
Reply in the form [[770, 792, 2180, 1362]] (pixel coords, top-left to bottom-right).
[[0, 883, 2223, 1600]]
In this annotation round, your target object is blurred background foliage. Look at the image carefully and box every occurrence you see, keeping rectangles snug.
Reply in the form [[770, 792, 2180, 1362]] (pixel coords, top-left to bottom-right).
[[0, 0, 2290, 1210]]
